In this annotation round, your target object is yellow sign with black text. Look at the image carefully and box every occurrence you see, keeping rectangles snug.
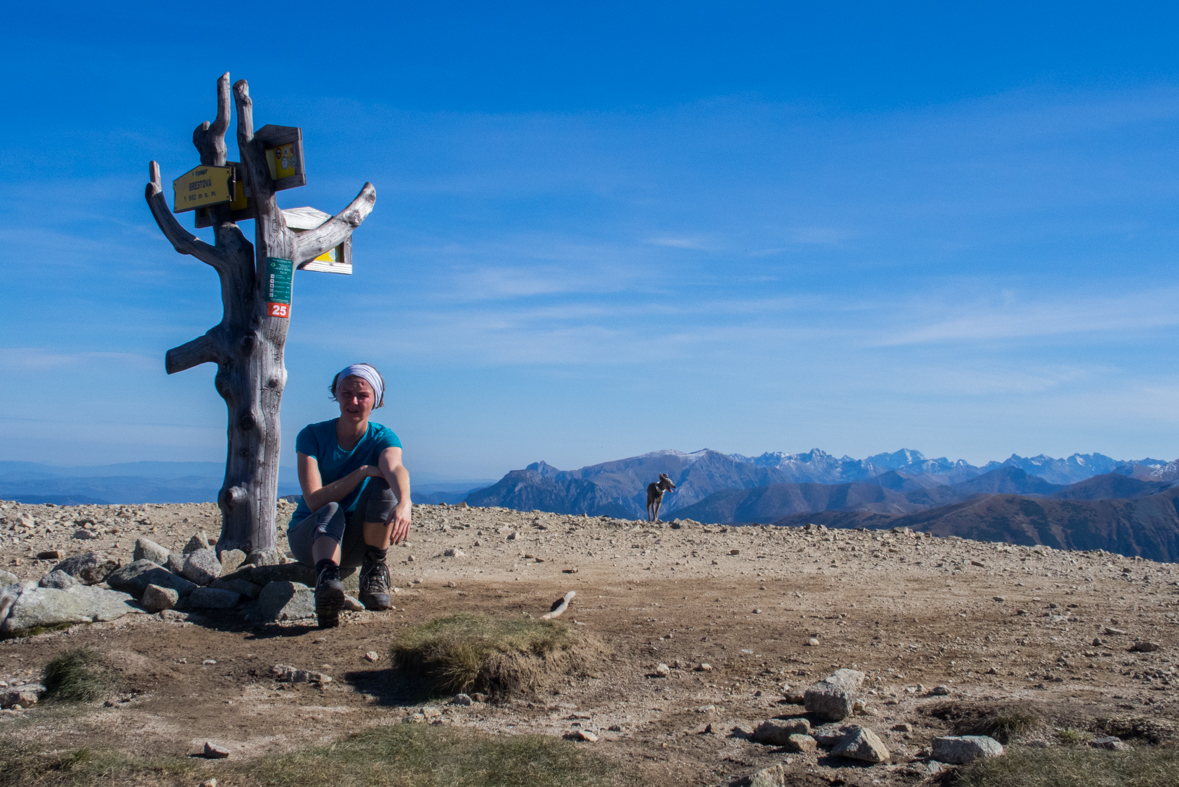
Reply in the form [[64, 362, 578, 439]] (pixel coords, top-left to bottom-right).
[[172, 165, 234, 213]]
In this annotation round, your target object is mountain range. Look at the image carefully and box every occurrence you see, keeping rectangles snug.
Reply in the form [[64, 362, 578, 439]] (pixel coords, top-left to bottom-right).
[[464, 449, 1179, 561], [466, 448, 1176, 519]]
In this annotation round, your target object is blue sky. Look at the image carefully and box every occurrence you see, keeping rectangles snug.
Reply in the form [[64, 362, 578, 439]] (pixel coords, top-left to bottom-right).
[[3, 2, 1179, 480]]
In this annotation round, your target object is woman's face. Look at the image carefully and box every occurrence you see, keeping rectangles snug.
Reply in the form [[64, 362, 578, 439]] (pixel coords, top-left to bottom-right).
[[336, 376, 376, 424]]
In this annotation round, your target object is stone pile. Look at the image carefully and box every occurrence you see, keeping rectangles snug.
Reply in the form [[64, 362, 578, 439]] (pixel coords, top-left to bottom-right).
[[742, 668, 1006, 784], [0, 533, 356, 636]]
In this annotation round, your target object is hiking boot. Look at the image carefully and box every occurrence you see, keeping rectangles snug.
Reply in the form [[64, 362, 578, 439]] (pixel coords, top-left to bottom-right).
[[314, 563, 346, 629], [359, 554, 392, 611]]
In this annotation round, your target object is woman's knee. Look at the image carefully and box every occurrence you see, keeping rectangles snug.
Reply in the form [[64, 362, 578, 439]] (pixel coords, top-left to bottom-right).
[[312, 502, 347, 542]]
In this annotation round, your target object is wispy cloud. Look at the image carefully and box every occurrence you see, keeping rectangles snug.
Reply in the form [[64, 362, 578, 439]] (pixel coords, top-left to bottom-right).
[[0, 348, 158, 372], [875, 287, 1179, 346], [643, 235, 716, 250]]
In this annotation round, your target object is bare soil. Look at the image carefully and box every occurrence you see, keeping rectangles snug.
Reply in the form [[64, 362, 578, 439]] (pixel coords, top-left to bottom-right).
[[2, 499, 1178, 786]]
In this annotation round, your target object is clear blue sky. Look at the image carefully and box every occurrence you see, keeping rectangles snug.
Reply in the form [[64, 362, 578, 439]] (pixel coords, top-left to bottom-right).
[[3, 2, 1179, 479]]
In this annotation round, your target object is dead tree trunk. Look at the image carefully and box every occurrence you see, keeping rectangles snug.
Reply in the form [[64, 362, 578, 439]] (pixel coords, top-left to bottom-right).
[[144, 73, 376, 565]]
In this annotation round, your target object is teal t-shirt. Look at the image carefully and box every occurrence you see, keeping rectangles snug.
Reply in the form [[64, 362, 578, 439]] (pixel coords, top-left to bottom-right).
[[292, 419, 401, 520]]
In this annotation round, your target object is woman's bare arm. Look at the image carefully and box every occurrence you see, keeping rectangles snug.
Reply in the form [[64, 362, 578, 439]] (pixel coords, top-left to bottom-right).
[[297, 451, 378, 512], [378, 447, 412, 543]]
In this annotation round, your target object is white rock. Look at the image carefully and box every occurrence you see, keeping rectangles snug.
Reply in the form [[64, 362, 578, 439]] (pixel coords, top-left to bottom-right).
[[931, 735, 1004, 764], [831, 725, 890, 763], [804, 669, 865, 721], [271, 664, 331, 684]]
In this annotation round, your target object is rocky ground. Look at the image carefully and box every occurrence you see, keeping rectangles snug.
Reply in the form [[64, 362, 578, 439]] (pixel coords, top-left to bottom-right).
[[1, 497, 1177, 786]]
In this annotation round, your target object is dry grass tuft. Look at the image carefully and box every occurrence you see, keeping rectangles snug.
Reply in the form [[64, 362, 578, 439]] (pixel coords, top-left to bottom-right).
[[960, 703, 1045, 743], [954, 745, 1179, 787], [390, 612, 601, 697], [41, 648, 120, 704]]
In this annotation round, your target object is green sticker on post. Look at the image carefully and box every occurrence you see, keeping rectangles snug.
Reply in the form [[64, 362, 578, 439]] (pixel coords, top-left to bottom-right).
[[266, 257, 293, 318]]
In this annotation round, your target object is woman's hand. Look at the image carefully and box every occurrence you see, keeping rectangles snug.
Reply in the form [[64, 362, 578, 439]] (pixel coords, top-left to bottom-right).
[[385, 500, 412, 544]]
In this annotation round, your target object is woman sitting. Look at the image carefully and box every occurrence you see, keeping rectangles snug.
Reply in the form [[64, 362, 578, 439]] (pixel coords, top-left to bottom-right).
[[287, 363, 411, 628]]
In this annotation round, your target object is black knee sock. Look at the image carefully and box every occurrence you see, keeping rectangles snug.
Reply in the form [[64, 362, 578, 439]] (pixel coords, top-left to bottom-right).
[[315, 558, 337, 575], [364, 545, 387, 564]]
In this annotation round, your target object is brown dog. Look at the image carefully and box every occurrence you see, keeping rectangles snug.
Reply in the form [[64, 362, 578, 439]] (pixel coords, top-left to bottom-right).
[[646, 473, 676, 522]]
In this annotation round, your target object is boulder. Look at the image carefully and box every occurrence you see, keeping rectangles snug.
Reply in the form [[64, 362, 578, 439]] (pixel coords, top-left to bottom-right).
[[183, 532, 211, 556], [182, 549, 222, 586], [133, 538, 170, 566], [39, 570, 79, 590], [254, 581, 315, 622], [752, 718, 811, 745], [831, 726, 890, 763], [106, 560, 198, 599], [218, 549, 247, 575], [0, 684, 44, 709], [51, 553, 118, 585], [211, 577, 261, 599], [248, 562, 316, 587], [0, 582, 28, 624], [165, 553, 186, 575], [0, 585, 140, 635], [141, 584, 179, 613], [740, 765, 787, 787], [931, 736, 1004, 764], [804, 669, 865, 721], [786, 733, 817, 753], [0, 570, 18, 587], [810, 723, 858, 746], [188, 587, 241, 609]]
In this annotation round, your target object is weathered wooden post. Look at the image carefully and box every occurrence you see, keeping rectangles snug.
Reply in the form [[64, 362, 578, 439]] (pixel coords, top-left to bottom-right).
[[144, 73, 375, 565]]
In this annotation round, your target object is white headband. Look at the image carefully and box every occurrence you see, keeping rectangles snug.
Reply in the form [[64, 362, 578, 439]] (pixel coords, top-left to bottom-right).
[[336, 364, 384, 407]]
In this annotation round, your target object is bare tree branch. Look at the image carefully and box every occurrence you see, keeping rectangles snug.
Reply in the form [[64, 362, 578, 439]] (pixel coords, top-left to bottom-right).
[[165, 331, 224, 374], [144, 161, 229, 272], [233, 79, 255, 149], [293, 183, 377, 265], [192, 73, 232, 167]]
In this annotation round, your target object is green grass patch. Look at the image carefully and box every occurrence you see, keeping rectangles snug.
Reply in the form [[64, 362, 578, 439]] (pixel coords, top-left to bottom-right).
[[954, 745, 1179, 787], [242, 722, 634, 787], [0, 723, 636, 787], [0, 742, 199, 787], [41, 648, 119, 703], [391, 612, 598, 696]]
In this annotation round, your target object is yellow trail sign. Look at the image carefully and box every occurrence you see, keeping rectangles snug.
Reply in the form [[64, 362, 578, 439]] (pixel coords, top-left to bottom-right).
[[172, 165, 234, 213]]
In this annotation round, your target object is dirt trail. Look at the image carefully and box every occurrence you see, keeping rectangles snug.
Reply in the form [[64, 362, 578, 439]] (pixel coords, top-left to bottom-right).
[[2, 500, 1178, 785]]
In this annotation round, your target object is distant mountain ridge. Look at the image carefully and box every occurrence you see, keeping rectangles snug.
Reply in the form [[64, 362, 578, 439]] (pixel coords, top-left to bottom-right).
[[773, 487, 1179, 563], [0, 461, 303, 505], [465, 448, 1174, 521]]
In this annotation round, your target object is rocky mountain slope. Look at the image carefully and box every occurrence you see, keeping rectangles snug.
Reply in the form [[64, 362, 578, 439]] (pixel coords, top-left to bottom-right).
[[774, 486, 1179, 563]]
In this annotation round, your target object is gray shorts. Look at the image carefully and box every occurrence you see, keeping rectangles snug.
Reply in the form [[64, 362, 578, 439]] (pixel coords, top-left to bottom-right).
[[286, 478, 396, 569]]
